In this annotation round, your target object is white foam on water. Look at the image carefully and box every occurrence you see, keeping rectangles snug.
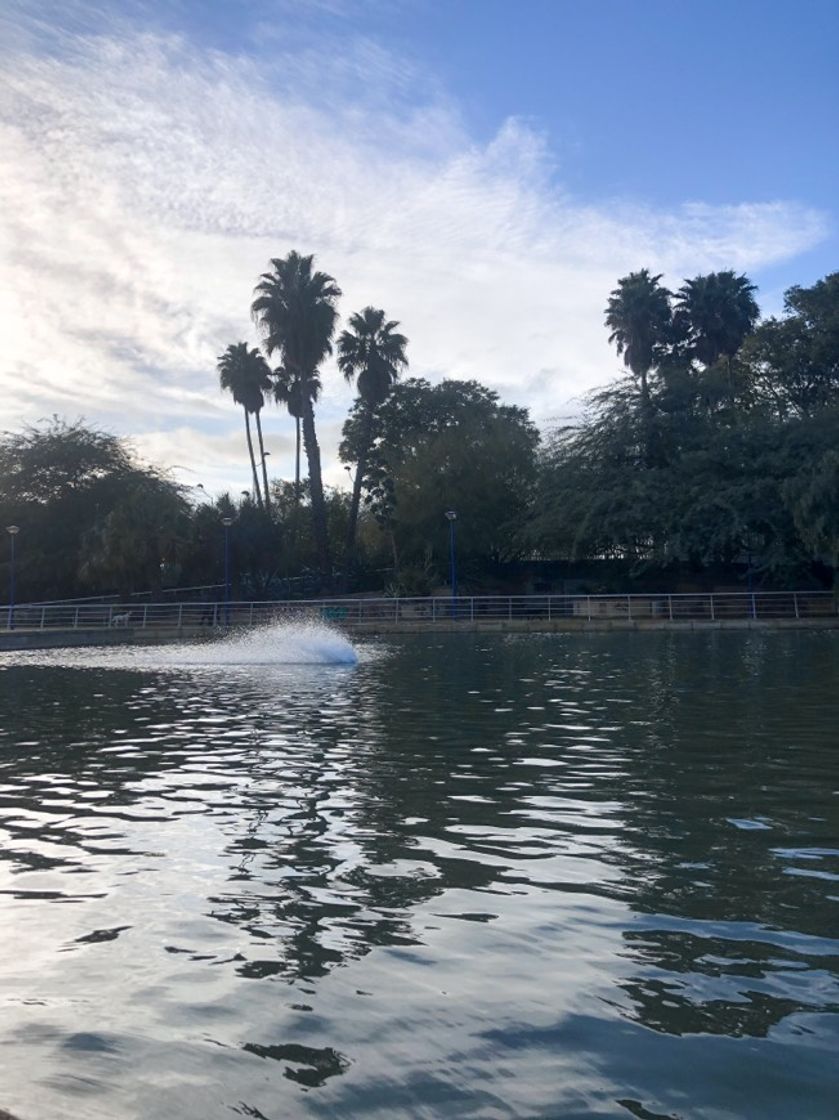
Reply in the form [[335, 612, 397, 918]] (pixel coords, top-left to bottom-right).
[[160, 620, 359, 667], [0, 621, 359, 671]]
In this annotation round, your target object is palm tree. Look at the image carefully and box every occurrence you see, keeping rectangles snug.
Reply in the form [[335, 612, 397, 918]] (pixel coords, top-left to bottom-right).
[[337, 307, 408, 556], [217, 343, 273, 510], [605, 270, 671, 463], [674, 271, 759, 400], [272, 364, 322, 502], [251, 251, 341, 575]]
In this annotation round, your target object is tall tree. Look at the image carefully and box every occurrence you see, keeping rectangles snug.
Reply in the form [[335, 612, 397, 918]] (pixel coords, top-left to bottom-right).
[[743, 272, 839, 417], [604, 270, 672, 461], [340, 378, 538, 588], [252, 252, 341, 576], [674, 271, 759, 400], [337, 307, 408, 556], [217, 343, 273, 510], [272, 364, 322, 501], [0, 419, 188, 601]]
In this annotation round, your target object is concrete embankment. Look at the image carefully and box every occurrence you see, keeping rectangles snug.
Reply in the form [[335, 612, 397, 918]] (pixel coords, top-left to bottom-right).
[[1, 616, 838, 651]]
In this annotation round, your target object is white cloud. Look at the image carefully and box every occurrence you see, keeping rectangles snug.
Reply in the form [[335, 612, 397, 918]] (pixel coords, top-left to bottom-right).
[[0, 17, 829, 495]]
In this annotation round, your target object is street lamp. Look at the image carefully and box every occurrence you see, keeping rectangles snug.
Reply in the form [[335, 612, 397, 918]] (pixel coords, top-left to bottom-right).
[[444, 510, 457, 610], [6, 525, 19, 631], [221, 515, 234, 626]]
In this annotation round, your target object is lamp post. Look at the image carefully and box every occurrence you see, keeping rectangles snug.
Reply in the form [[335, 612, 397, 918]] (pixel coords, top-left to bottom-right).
[[444, 510, 457, 613], [221, 516, 234, 626], [6, 526, 19, 631]]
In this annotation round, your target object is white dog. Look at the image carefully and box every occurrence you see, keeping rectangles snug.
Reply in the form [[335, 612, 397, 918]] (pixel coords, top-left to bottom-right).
[[111, 611, 131, 627]]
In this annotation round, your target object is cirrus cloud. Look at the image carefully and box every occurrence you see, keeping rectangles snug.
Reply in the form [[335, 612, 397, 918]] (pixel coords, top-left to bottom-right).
[[0, 12, 829, 492]]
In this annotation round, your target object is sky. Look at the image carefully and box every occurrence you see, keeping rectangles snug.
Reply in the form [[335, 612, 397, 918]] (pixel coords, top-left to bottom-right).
[[1, 0, 836, 496]]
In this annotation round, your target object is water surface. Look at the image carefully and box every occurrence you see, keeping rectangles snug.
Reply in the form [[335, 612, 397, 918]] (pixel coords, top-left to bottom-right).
[[1, 629, 837, 1119]]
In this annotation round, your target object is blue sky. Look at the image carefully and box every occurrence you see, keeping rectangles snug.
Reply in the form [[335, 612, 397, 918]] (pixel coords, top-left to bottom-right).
[[1, 0, 836, 492]]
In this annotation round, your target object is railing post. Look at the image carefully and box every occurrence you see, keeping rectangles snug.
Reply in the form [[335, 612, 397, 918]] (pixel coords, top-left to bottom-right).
[[626, 595, 632, 621], [667, 595, 673, 621], [470, 597, 474, 622], [432, 597, 437, 622], [40, 606, 46, 630], [73, 607, 79, 629], [249, 603, 254, 625], [548, 596, 552, 621], [508, 597, 512, 621], [142, 604, 148, 628], [751, 593, 757, 621], [793, 592, 799, 620], [177, 604, 183, 629], [710, 594, 715, 621], [587, 595, 592, 622]]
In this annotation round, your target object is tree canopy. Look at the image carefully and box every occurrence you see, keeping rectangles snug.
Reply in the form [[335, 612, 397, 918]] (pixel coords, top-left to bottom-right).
[[5, 265, 838, 603]]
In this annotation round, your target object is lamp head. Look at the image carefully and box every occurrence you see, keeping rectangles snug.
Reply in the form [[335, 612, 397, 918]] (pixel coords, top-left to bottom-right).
[[6, 525, 20, 536], [444, 510, 457, 522], [221, 516, 234, 527]]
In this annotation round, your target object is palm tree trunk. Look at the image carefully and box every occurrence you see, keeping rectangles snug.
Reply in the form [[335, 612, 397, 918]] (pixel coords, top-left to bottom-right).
[[295, 416, 301, 501], [345, 408, 374, 558], [301, 396, 330, 577], [244, 410, 263, 509], [255, 408, 270, 512]]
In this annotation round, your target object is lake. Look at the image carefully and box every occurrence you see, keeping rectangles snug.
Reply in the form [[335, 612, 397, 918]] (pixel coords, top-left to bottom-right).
[[0, 629, 837, 1119]]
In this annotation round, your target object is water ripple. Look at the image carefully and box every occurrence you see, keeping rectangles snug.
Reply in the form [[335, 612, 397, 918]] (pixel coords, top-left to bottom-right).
[[0, 629, 838, 1118]]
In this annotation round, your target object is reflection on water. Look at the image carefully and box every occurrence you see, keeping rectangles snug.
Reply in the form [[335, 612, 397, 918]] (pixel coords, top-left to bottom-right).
[[0, 631, 838, 1119]]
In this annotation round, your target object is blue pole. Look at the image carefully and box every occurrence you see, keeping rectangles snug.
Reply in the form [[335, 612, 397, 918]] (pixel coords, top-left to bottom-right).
[[7, 533, 15, 631], [449, 518, 457, 603], [224, 523, 231, 626]]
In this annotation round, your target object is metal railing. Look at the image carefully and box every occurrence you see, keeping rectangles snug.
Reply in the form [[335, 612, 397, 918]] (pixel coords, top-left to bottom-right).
[[2, 592, 837, 632]]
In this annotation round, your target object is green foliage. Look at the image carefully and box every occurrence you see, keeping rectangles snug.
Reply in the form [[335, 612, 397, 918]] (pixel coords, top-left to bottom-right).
[[337, 307, 409, 408], [674, 271, 759, 368], [535, 272, 839, 585], [743, 273, 839, 417], [6, 266, 838, 602], [341, 378, 539, 585], [251, 250, 342, 575], [337, 305, 409, 556], [605, 269, 672, 382], [0, 419, 188, 600], [217, 341, 273, 511]]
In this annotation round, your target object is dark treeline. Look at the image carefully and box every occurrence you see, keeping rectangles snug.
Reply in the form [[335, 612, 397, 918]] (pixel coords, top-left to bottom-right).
[[534, 270, 839, 585], [1, 258, 837, 603]]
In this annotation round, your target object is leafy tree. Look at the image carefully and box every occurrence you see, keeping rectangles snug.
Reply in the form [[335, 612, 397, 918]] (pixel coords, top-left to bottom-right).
[[533, 267, 839, 586], [79, 476, 190, 595], [604, 270, 672, 461], [342, 378, 538, 586], [217, 342, 273, 510], [252, 251, 341, 575], [271, 364, 316, 500], [0, 419, 187, 600], [605, 270, 672, 390], [674, 271, 759, 401], [743, 273, 839, 417], [337, 307, 408, 557]]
